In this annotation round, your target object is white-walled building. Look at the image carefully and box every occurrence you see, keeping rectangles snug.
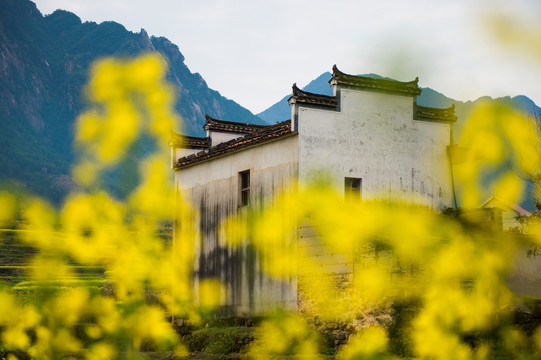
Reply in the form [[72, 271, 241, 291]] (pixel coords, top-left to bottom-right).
[[480, 195, 531, 232], [170, 66, 457, 315]]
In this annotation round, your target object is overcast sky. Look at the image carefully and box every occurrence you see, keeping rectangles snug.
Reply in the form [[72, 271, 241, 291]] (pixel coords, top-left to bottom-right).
[[32, 0, 541, 114]]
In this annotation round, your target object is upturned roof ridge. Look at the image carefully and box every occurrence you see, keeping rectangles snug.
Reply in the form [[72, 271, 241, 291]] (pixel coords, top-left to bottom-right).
[[417, 104, 457, 122], [168, 131, 210, 148], [176, 120, 293, 168], [203, 113, 270, 133], [288, 83, 338, 107], [330, 65, 421, 96]]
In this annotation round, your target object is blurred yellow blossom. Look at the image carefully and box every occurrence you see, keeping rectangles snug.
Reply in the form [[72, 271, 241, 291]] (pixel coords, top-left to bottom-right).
[[1, 11, 541, 357], [0, 52, 197, 359], [197, 278, 224, 311], [74, 53, 179, 185], [454, 101, 540, 207], [337, 326, 388, 360], [86, 343, 117, 360], [249, 312, 322, 360]]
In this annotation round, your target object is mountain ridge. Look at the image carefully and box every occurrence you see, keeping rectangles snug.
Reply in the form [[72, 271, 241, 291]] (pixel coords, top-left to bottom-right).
[[0, 0, 264, 203]]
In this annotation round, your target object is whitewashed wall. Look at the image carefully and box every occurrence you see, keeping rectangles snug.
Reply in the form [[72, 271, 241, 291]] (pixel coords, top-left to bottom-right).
[[296, 89, 452, 210], [176, 135, 299, 315], [294, 88, 453, 275], [171, 147, 202, 168], [208, 130, 246, 146]]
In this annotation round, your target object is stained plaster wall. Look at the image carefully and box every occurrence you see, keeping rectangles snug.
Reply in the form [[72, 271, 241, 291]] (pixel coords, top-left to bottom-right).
[[294, 88, 453, 274], [171, 147, 202, 168], [175, 135, 299, 315], [296, 88, 452, 210], [208, 130, 246, 146], [508, 242, 541, 298]]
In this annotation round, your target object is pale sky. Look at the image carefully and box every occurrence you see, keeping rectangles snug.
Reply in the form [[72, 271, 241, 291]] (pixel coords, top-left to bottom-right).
[[32, 0, 541, 114]]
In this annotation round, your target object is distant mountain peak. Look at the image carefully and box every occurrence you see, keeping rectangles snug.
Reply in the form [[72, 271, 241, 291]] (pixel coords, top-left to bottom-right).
[[0, 0, 263, 203], [137, 28, 152, 48]]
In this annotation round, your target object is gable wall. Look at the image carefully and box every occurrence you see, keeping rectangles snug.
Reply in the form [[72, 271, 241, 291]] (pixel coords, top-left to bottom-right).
[[175, 135, 299, 315], [296, 88, 452, 210], [171, 147, 202, 168], [208, 130, 246, 146]]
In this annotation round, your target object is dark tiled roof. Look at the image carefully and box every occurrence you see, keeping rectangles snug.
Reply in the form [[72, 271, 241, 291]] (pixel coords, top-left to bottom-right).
[[330, 65, 421, 97], [287, 83, 338, 108], [203, 114, 270, 134], [169, 131, 210, 148], [417, 104, 457, 123], [175, 120, 293, 169]]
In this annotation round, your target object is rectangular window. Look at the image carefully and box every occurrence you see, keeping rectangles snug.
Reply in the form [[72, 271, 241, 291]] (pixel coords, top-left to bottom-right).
[[345, 177, 362, 201], [240, 170, 250, 207]]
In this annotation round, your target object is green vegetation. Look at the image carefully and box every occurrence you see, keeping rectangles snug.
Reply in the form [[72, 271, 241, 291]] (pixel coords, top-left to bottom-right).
[[184, 327, 255, 356]]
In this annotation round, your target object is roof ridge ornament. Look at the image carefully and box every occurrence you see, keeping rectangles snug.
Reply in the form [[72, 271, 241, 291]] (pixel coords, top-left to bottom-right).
[[203, 113, 271, 133], [168, 131, 210, 148], [288, 83, 338, 108], [331, 64, 343, 77], [176, 120, 293, 168], [292, 83, 302, 96], [330, 65, 421, 97], [416, 104, 457, 122], [205, 113, 218, 126]]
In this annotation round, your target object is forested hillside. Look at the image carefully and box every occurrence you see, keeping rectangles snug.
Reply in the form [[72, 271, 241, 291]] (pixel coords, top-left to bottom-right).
[[0, 0, 264, 203]]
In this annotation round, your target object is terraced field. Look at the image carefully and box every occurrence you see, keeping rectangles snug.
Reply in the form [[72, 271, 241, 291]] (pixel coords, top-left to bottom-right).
[[0, 223, 106, 291], [0, 222, 172, 291]]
